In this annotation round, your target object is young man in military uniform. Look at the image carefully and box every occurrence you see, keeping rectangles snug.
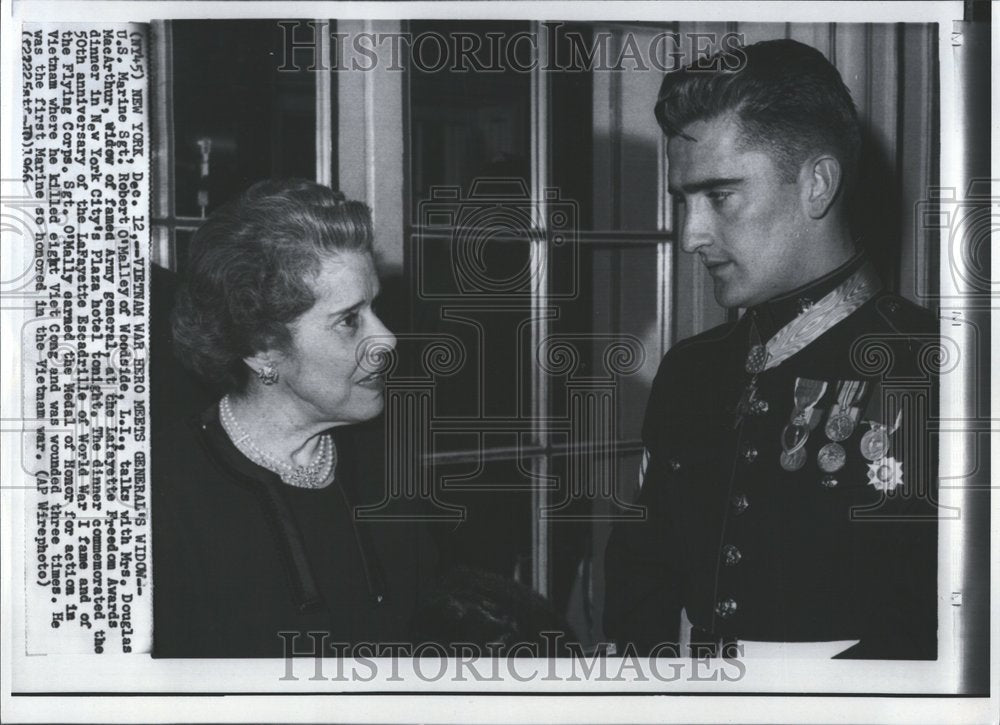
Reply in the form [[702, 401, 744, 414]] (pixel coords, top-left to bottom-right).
[[604, 39, 938, 660]]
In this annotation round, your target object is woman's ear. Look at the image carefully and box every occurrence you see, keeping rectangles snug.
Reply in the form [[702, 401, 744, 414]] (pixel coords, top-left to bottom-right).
[[801, 155, 843, 220], [243, 351, 279, 386]]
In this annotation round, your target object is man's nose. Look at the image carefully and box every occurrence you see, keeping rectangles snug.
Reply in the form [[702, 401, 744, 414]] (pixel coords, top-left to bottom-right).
[[678, 203, 713, 255]]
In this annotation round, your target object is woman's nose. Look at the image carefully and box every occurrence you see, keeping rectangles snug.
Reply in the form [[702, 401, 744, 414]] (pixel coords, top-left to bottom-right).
[[361, 315, 396, 372], [356, 314, 396, 375], [372, 314, 397, 352]]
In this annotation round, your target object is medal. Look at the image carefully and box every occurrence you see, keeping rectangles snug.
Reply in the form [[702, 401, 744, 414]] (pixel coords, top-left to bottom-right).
[[735, 326, 768, 429], [780, 447, 807, 471], [824, 409, 857, 442], [786, 379, 827, 445], [867, 456, 904, 492], [859, 408, 902, 461], [778, 377, 829, 470], [781, 422, 810, 453], [745, 343, 768, 374], [860, 426, 889, 461], [823, 381, 865, 442], [736, 382, 758, 418], [817, 442, 846, 473], [734, 328, 766, 428], [735, 263, 878, 438], [758, 264, 880, 372]]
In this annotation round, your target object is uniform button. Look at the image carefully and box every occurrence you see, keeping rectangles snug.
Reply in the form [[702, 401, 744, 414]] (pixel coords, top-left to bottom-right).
[[668, 458, 681, 472], [722, 544, 742, 566], [715, 598, 738, 619], [750, 399, 769, 415], [731, 493, 749, 515], [797, 297, 813, 314], [741, 444, 758, 464], [887, 300, 900, 313]]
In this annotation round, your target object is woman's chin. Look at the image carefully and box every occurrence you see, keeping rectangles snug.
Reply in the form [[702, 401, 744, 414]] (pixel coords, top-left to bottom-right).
[[345, 387, 386, 422]]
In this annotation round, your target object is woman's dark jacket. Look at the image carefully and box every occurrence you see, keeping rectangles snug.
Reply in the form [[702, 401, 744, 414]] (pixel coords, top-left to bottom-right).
[[150, 266, 436, 658]]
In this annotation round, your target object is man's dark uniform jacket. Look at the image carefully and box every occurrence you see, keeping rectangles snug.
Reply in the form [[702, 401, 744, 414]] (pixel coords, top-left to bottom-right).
[[604, 253, 939, 659]]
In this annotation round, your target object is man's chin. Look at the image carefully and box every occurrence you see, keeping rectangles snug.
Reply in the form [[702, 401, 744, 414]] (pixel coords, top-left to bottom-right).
[[712, 281, 747, 310]]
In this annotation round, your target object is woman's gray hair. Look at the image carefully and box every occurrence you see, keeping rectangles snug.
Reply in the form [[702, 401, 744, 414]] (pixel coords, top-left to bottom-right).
[[171, 178, 374, 391]]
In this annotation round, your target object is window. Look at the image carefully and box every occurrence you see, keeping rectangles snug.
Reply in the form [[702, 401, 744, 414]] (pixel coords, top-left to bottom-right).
[[150, 19, 329, 273]]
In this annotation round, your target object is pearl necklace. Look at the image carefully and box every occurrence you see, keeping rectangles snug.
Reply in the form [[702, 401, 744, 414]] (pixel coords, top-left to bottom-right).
[[219, 395, 336, 489]]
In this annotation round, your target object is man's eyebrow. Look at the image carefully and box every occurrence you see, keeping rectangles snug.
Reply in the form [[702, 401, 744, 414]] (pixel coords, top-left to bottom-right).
[[668, 177, 745, 196]]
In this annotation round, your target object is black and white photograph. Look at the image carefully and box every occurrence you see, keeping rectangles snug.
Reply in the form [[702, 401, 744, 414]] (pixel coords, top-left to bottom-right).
[[0, 1, 994, 723]]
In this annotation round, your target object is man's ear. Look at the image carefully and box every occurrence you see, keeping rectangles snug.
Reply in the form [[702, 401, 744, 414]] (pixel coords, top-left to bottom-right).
[[801, 155, 842, 220]]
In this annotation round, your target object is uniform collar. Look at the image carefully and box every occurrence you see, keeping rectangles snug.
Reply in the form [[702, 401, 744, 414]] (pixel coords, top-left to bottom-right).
[[747, 250, 869, 341]]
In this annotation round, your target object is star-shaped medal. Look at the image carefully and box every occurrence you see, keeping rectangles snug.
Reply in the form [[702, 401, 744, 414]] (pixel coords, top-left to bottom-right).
[[866, 457, 904, 492]]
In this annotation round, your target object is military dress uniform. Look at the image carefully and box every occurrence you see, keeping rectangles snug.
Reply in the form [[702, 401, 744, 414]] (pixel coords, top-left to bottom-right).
[[604, 253, 938, 660]]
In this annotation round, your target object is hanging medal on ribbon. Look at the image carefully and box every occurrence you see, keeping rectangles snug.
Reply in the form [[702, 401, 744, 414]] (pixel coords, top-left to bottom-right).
[[779, 377, 828, 471], [823, 380, 867, 442], [816, 380, 867, 475], [780, 446, 809, 472], [863, 397, 906, 492], [733, 263, 879, 431], [860, 408, 903, 462], [759, 264, 880, 372], [734, 327, 769, 427], [745, 343, 768, 375]]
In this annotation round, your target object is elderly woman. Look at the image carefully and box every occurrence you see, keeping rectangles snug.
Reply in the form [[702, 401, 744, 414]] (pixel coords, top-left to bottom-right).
[[152, 179, 436, 657]]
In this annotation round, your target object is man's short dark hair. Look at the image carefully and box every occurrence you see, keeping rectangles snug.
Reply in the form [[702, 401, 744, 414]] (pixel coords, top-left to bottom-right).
[[655, 38, 862, 189]]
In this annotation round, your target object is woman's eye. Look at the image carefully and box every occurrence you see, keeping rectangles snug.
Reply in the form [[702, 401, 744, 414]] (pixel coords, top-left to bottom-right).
[[339, 312, 360, 331]]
